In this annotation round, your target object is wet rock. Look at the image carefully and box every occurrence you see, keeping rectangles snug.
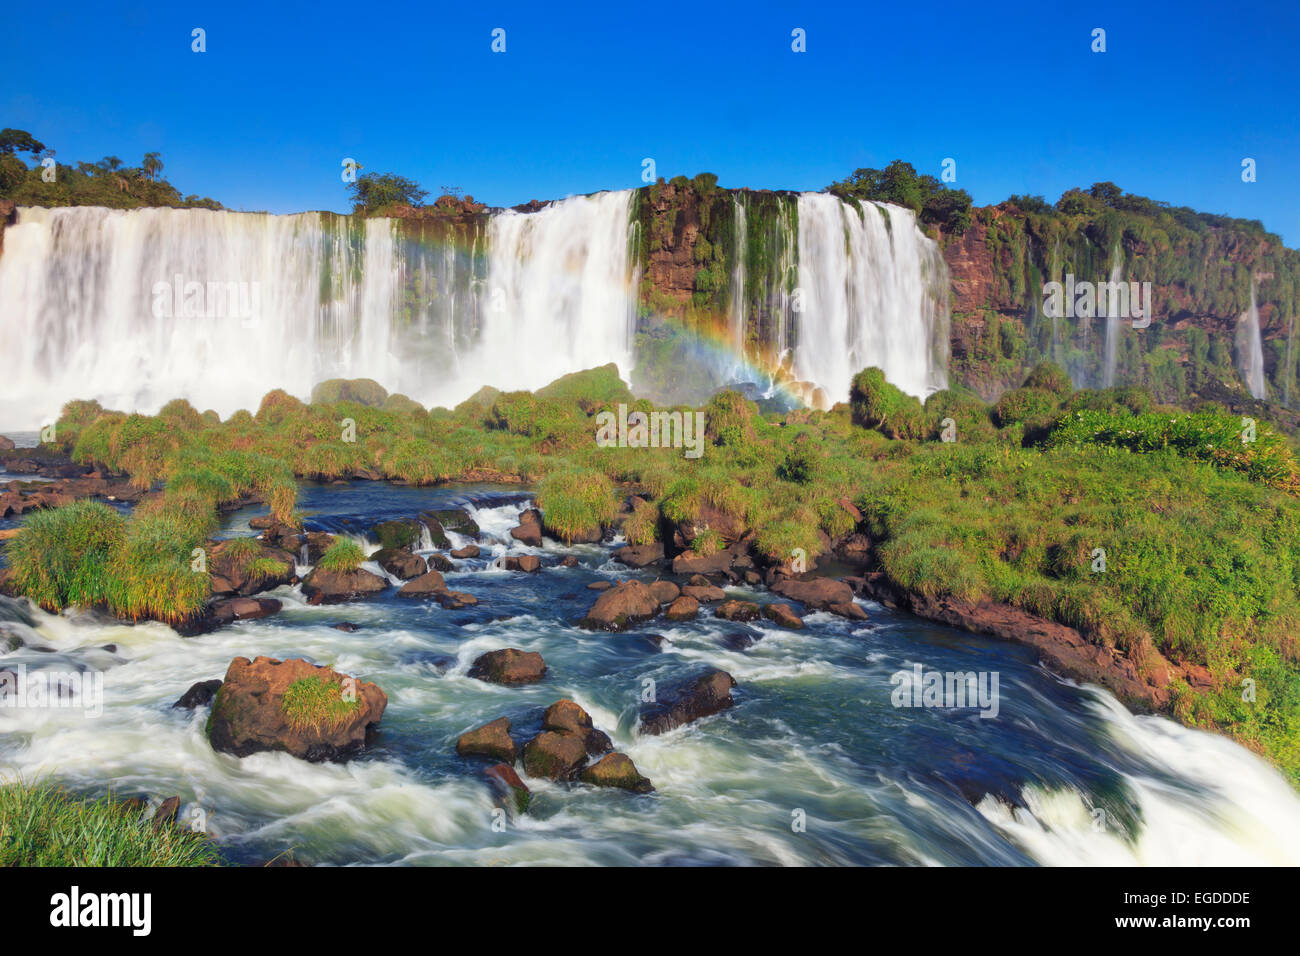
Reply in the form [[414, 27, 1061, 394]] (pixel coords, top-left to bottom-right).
[[579, 580, 659, 631], [397, 569, 447, 598], [371, 518, 425, 551], [721, 631, 759, 651], [427, 553, 456, 572], [504, 555, 541, 573], [422, 508, 481, 541], [770, 577, 856, 611], [612, 543, 664, 568], [265, 528, 335, 563], [450, 544, 480, 559], [587, 581, 612, 591], [468, 648, 547, 685], [248, 515, 276, 530], [373, 548, 426, 580], [648, 580, 680, 605], [509, 508, 544, 547], [456, 716, 517, 762], [208, 539, 296, 597], [300, 567, 388, 604], [542, 699, 594, 735], [331, 622, 361, 632], [664, 595, 699, 621], [671, 550, 733, 576], [152, 796, 181, 830], [484, 762, 531, 814], [581, 753, 653, 793], [639, 669, 737, 735], [172, 679, 222, 709], [207, 656, 387, 762], [210, 597, 282, 625], [433, 590, 478, 609], [716, 599, 760, 622], [762, 603, 804, 630], [558, 555, 580, 568], [681, 583, 726, 603], [829, 601, 868, 620], [523, 731, 588, 780]]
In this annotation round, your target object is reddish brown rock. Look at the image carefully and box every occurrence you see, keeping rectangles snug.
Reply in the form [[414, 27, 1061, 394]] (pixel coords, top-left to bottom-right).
[[664, 595, 699, 621], [208, 538, 296, 597], [450, 544, 480, 559], [648, 580, 680, 605], [681, 583, 726, 603], [300, 567, 388, 604], [373, 548, 426, 580], [522, 730, 588, 780], [580, 753, 653, 793], [207, 656, 387, 762], [456, 716, 516, 762], [484, 762, 531, 814], [396, 569, 447, 598], [504, 555, 541, 573], [716, 599, 760, 622], [509, 508, 544, 547], [612, 543, 664, 568], [468, 648, 547, 685], [770, 577, 856, 611], [580, 580, 659, 631], [762, 603, 804, 630]]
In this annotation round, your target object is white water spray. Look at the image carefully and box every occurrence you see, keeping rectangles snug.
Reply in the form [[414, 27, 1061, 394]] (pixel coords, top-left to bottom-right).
[[1237, 279, 1267, 399]]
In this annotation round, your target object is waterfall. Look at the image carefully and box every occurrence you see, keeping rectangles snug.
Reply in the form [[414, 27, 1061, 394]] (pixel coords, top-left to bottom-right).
[[0, 193, 637, 426], [1102, 245, 1123, 388], [1237, 279, 1266, 400], [728, 195, 747, 363], [792, 194, 949, 404]]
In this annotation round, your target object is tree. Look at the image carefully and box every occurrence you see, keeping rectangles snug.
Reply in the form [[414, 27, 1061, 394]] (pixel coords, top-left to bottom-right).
[[0, 129, 45, 157], [827, 159, 973, 234], [347, 172, 428, 214], [142, 152, 163, 182]]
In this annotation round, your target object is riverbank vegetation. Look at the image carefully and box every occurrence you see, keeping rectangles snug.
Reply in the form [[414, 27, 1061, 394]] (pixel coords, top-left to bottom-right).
[[0, 780, 221, 866], [4, 362, 1300, 781]]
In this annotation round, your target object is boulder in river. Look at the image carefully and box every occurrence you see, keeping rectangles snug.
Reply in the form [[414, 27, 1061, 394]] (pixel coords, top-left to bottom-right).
[[611, 543, 664, 568], [716, 599, 760, 622], [300, 567, 388, 604], [172, 679, 222, 709], [372, 548, 426, 580], [210, 596, 282, 625], [468, 648, 547, 685], [504, 555, 540, 573], [664, 595, 699, 621], [639, 669, 737, 736], [450, 544, 480, 559], [208, 538, 296, 597], [484, 762, 531, 814], [207, 656, 387, 762], [681, 583, 726, 603], [509, 508, 544, 547], [581, 753, 653, 793], [671, 550, 733, 576], [422, 508, 481, 542], [762, 603, 804, 630], [770, 577, 855, 611], [579, 580, 659, 631], [456, 716, 517, 762], [523, 731, 588, 780], [397, 569, 446, 597], [648, 580, 680, 605]]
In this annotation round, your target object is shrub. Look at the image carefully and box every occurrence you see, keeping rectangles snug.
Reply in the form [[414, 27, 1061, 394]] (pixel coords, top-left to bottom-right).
[[316, 539, 366, 573], [992, 387, 1060, 429], [537, 469, 617, 542], [310, 378, 388, 407], [1021, 361, 1074, 398], [849, 367, 926, 438], [622, 498, 660, 545], [8, 501, 125, 611]]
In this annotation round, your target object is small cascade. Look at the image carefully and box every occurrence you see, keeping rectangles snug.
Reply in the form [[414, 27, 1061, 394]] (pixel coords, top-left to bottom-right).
[[1237, 278, 1267, 399]]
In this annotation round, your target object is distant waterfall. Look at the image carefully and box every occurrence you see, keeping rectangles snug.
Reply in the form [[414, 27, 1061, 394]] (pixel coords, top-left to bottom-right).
[[1237, 279, 1267, 399], [792, 194, 949, 404], [1102, 245, 1123, 388], [0, 193, 637, 427], [728, 195, 747, 361]]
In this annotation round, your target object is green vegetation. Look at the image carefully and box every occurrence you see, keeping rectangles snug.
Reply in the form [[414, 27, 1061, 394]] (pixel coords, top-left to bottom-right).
[[347, 171, 428, 215], [15, 361, 1300, 782], [0, 128, 221, 210], [827, 159, 974, 234], [280, 677, 360, 732], [0, 780, 221, 866], [316, 539, 367, 573]]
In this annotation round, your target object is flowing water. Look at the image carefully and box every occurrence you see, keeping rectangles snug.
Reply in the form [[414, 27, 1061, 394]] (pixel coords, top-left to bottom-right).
[[1238, 279, 1267, 400], [2, 482, 1298, 866], [1102, 245, 1123, 388], [0, 191, 950, 426]]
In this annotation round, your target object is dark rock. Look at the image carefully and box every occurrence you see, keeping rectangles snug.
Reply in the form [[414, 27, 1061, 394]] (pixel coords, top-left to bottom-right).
[[587, 581, 612, 591], [456, 716, 517, 763], [640, 669, 737, 735], [509, 508, 544, 547], [468, 648, 547, 685], [331, 622, 361, 632], [172, 679, 222, 709], [422, 508, 480, 541], [721, 632, 760, 651], [558, 555, 580, 568], [152, 796, 181, 829], [770, 577, 856, 612], [371, 518, 425, 551], [373, 548, 426, 580], [671, 550, 733, 576], [433, 589, 478, 609], [523, 731, 588, 780], [208, 539, 296, 597], [427, 553, 455, 572], [504, 555, 541, 573]]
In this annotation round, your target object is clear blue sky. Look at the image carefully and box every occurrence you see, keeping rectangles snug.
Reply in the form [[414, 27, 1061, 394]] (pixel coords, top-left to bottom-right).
[[6, 0, 1299, 244]]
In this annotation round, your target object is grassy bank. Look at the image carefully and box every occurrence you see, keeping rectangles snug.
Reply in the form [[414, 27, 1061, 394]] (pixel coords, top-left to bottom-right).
[[0, 780, 221, 866], [6, 361, 1300, 781]]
